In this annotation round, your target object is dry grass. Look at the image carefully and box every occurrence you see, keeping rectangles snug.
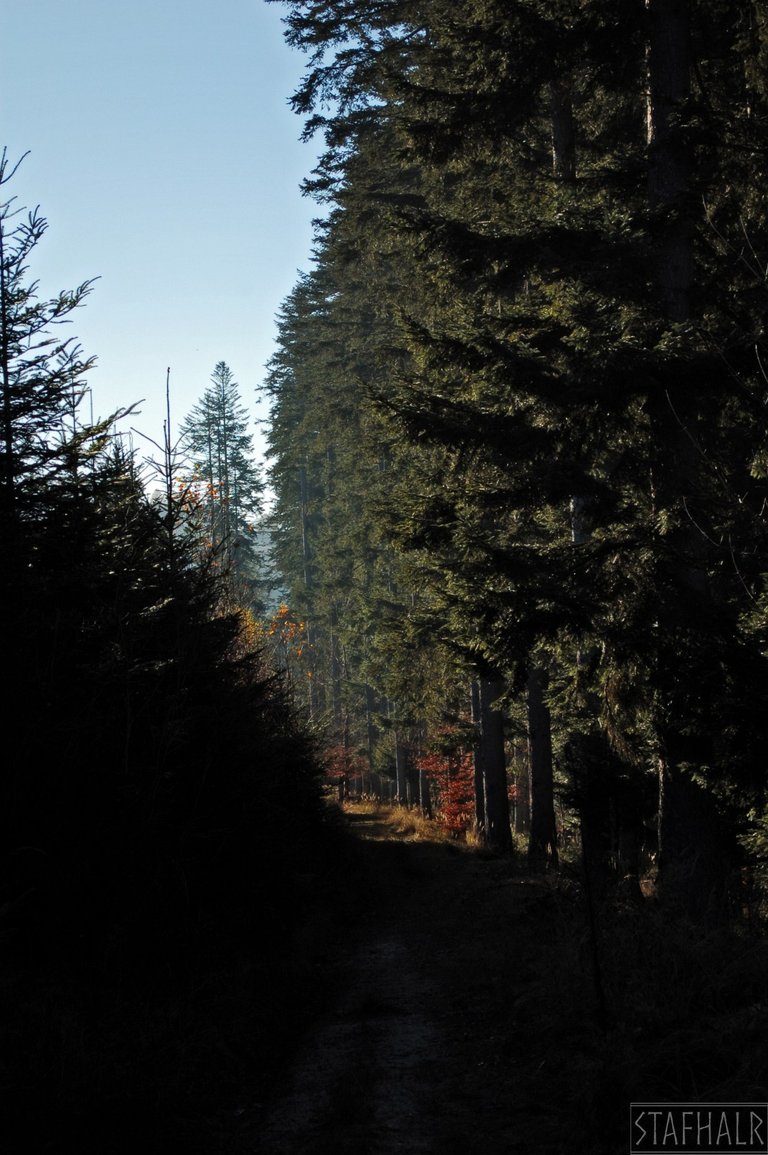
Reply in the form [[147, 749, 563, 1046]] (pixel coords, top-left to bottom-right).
[[344, 800, 463, 845], [341, 798, 381, 818]]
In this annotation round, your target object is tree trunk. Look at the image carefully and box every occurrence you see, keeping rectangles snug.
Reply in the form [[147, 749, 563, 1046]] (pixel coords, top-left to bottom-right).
[[298, 464, 317, 720], [394, 731, 408, 806], [646, 0, 730, 921], [406, 758, 420, 810], [527, 667, 558, 871], [478, 675, 513, 855], [647, 0, 693, 323], [512, 741, 530, 835], [419, 764, 432, 819], [550, 73, 576, 183], [329, 603, 342, 732], [299, 464, 312, 591], [470, 679, 486, 837], [365, 684, 377, 774]]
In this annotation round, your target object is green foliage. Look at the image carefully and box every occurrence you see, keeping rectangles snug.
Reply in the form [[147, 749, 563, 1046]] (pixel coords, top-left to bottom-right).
[[0, 149, 111, 525], [267, 0, 768, 911], [180, 360, 265, 606]]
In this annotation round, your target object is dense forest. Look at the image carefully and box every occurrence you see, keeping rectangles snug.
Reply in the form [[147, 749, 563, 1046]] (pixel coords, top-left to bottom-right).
[[4, 0, 768, 1151], [265, 0, 768, 918]]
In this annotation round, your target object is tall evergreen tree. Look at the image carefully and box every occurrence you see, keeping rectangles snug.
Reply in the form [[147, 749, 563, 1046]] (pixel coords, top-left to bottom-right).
[[270, 0, 768, 903], [0, 149, 104, 529], [180, 360, 264, 600]]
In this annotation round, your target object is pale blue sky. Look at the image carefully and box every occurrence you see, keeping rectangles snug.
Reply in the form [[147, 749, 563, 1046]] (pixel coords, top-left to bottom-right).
[[1, 0, 318, 466]]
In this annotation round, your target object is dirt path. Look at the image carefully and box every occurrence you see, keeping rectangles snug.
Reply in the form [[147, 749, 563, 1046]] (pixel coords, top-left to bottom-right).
[[234, 809, 596, 1155]]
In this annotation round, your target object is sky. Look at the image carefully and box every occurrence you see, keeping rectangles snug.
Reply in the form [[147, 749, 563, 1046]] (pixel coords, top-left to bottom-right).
[[1, 0, 320, 472]]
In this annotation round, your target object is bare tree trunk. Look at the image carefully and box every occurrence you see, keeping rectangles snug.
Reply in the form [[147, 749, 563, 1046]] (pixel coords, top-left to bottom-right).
[[646, 0, 730, 921], [512, 740, 530, 835], [470, 679, 486, 838], [394, 730, 408, 806], [418, 764, 432, 818], [478, 675, 513, 855], [527, 668, 558, 871], [406, 758, 420, 810], [329, 603, 342, 733], [365, 684, 377, 775], [298, 464, 316, 720], [647, 0, 693, 323]]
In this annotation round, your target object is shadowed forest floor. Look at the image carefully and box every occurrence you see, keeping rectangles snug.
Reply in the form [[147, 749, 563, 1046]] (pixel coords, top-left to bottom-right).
[[12, 801, 765, 1154], [233, 806, 626, 1154]]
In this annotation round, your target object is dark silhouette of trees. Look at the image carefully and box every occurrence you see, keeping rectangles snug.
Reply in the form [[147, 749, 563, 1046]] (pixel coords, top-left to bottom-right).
[[0, 153, 332, 1152], [0, 147, 103, 526]]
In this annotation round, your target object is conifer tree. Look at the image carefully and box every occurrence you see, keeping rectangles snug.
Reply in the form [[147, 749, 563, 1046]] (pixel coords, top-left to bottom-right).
[[0, 149, 104, 529], [180, 360, 264, 598], [270, 0, 768, 900]]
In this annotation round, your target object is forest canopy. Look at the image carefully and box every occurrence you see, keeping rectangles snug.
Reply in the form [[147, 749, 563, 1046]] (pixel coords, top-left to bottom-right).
[[264, 0, 768, 918]]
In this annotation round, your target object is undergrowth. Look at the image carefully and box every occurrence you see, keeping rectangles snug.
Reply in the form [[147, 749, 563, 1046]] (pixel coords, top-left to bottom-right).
[[342, 800, 768, 1153], [491, 881, 768, 1152]]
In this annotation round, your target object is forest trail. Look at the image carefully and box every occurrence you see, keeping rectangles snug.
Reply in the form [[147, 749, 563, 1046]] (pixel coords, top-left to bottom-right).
[[237, 806, 600, 1155]]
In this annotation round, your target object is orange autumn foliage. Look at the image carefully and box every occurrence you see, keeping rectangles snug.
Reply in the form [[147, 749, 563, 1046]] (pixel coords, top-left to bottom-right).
[[266, 603, 309, 663], [416, 749, 476, 836], [324, 743, 367, 781]]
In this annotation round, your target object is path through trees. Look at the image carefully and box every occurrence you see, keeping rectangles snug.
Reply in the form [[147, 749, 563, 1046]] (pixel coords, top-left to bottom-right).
[[235, 805, 768, 1155]]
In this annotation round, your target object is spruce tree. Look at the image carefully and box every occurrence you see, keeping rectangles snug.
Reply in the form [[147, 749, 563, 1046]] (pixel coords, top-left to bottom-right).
[[271, 0, 768, 901], [180, 360, 265, 600], [0, 149, 105, 529]]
